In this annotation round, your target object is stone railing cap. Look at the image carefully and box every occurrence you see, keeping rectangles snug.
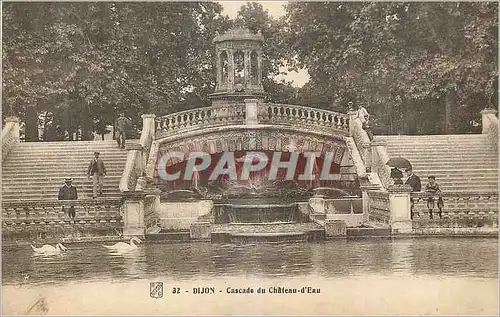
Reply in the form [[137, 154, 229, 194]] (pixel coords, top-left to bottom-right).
[[141, 114, 156, 119], [387, 184, 413, 193]]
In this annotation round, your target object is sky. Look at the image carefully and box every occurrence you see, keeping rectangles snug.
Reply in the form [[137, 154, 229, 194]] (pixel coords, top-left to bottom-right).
[[218, 1, 310, 88]]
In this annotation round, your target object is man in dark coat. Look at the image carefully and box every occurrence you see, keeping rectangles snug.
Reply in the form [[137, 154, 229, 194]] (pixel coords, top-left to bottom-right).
[[87, 151, 107, 198], [115, 113, 132, 149], [405, 168, 421, 219], [58, 178, 78, 222]]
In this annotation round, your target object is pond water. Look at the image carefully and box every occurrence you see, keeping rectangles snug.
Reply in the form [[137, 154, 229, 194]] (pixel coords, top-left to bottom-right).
[[2, 237, 498, 315]]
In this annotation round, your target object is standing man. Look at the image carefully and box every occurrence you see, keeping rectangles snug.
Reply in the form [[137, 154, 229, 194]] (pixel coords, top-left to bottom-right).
[[405, 167, 422, 219], [58, 178, 78, 223], [115, 113, 132, 149], [87, 151, 106, 199]]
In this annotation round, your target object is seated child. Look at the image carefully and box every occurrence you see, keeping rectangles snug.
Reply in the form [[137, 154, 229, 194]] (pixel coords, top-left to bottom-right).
[[425, 176, 444, 219]]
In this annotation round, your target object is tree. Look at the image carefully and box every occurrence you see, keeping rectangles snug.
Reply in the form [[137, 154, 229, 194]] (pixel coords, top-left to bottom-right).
[[284, 2, 498, 134], [3, 2, 230, 140]]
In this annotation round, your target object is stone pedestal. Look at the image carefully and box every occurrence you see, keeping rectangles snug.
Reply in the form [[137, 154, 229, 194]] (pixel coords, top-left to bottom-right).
[[325, 219, 347, 237], [4, 116, 20, 140], [122, 192, 146, 238], [388, 185, 413, 234], [309, 196, 326, 214], [190, 222, 211, 240], [244, 99, 259, 125], [481, 108, 498, 134]]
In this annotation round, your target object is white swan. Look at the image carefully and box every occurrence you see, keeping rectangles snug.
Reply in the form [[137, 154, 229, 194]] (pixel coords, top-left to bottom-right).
[[31, 243, 68, 255], [102, 237, 143, 252]]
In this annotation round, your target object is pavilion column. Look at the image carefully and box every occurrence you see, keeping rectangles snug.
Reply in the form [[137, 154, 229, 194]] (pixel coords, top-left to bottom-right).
[[228, 49, 235, 92]]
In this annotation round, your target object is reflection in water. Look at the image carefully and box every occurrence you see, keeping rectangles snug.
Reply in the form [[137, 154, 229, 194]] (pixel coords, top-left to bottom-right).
[[2, 238, 497, 286], [391, 240, 413, 275]]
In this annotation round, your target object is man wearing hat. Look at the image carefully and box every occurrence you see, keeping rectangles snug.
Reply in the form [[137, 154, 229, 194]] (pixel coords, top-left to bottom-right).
[[58, 178, 78, 222], [115, 113, 132, 149], [87, 151, 107, 198]]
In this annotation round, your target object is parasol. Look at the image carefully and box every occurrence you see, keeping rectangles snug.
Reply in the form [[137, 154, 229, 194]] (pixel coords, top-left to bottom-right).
[[386, 157, 412, 171]]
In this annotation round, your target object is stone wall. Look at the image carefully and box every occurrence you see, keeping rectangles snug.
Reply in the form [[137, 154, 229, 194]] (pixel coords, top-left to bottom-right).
[[159, 200, 213, 230]]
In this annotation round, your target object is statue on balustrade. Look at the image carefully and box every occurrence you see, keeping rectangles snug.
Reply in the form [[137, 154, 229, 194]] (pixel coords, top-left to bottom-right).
[[425, 176, 444, 219]]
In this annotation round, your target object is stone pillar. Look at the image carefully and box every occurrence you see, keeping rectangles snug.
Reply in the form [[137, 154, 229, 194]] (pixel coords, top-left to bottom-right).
[[4, 116, 20, 141], [141, 114, 156, 138], [228, 50, 235, 92], [257, 52, 263, 89], [388, 185, 413, 234], [215, 50, 222, 90], [122, 192, 146, 238], [244, 99, 259, 125], [244, 50, 251, 88], [481, 108, 498, 134]]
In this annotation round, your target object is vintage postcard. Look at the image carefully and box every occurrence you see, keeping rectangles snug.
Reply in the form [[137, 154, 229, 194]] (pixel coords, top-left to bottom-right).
[[1, 1, 498, 315]]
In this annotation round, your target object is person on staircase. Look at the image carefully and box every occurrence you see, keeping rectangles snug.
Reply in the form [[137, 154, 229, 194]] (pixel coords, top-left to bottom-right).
[[87, 151, 107, 199], [405, 168, 421, 219], [58, 178, 78, 223], [115, 113, 132, 149], [425, 176, 444, 219]]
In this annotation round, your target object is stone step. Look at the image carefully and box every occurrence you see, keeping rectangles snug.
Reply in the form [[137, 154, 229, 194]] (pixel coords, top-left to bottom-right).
[[2, 165, 125, 172], [2, 184, 120, 192], [2, 191, 121, 202], [6, 154, 129, 160], [1, 177, 122, 185], [386, 154, 497, 159], [13, 140, 137, 146], [2, 165, 126, 172], [412, 163, 496, 171], [386, 149, 494, 153]]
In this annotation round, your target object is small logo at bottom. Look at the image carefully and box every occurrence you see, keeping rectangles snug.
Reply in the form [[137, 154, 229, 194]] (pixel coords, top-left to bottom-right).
[[150, 282, 164, 299]]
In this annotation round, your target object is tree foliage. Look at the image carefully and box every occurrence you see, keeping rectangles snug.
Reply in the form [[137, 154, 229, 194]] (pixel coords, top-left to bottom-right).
[[3, 2, 230, 140], [285, 2, 498, 134], [3, 2, 497, 139]]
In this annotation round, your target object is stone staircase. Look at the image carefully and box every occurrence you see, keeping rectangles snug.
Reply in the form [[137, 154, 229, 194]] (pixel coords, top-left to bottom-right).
[[1, 140, 129, 203], [379, 134, 498, 193]]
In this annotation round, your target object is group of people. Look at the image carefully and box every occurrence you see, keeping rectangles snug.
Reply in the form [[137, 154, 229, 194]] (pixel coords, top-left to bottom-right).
[[57, 113, 132, 222], [57, 151, 108, 222], [394, 168, 444, 219]]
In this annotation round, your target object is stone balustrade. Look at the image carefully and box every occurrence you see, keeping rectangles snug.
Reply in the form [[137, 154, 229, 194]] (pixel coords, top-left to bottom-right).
[[2, 199, 123, 242], [410, 192, 498, 227], [259, 103, 349, 133], [155, 103, 349, 139], [1, 117, 21, 161], [366, 190, 391, 224], [155, 105, 246, 138]]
